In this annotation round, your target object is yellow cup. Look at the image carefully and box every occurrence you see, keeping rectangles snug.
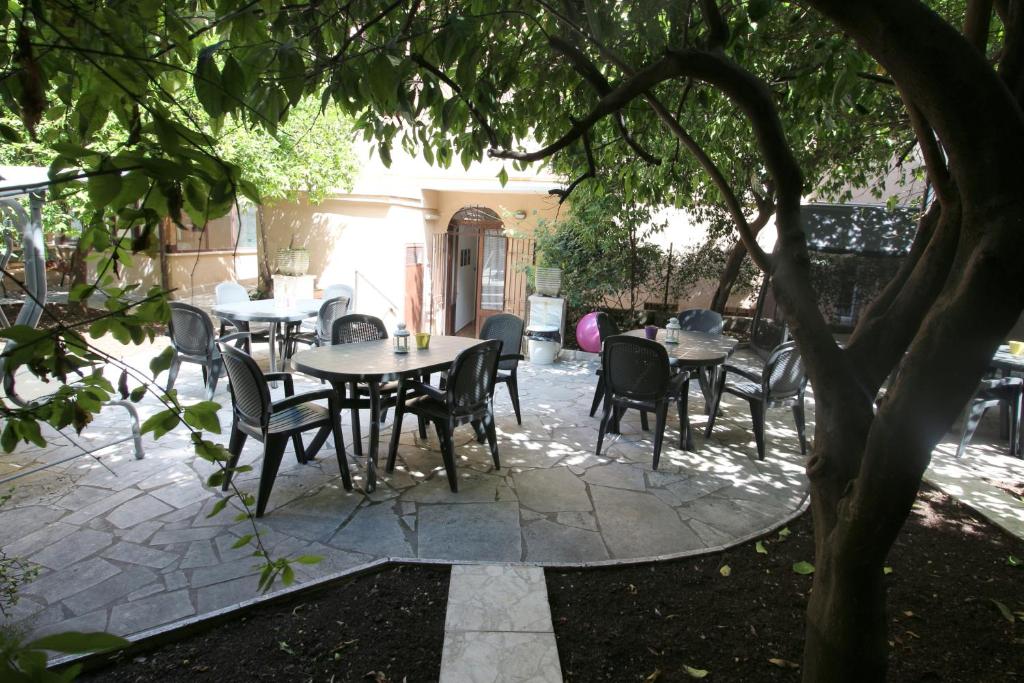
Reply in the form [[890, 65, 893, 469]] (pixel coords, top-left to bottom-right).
[[1009, 340, 1024, 356], [415, 332, 431, 350]]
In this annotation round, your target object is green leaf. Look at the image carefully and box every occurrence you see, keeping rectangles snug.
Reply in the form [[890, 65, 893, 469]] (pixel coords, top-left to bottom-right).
[[195, 42, 226, 117], [195, 439, 231, 463], [1008, 555, 1022, 567], [719, 564, 731, 577], [777, 527, 791, 541], [0, 122, 21, 142], [232, 534, 254, 549], [149, 346, 174, 377], [26, 631, 128, 654], [207, 497, 229, 518], [991, 599, 1015, 624], [748, 0, 772, 22], [281, 562, 295, 586], [368, 55, 396, 107], [792, 561, 815, 575], [294, 554, 323, 565], [87, 172, 123, 208], [278, 44, 306, 105], [883, 566, 893, 575], [755, 541, 768, 555], [129, 386, 147, 403], [684, 665, 709, 679], [140, 409, 180, 439], [497, 166, 508, 187], [184, 401, 221, 433]]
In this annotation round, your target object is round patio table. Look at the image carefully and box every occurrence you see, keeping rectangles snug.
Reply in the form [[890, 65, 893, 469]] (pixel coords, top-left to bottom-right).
[[291, 336, 483, 492], [623, 328, 739, 449], [211, 298, 322, 375]]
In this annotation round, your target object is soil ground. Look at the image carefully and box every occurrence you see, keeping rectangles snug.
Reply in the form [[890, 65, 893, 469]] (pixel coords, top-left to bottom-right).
[[79, 564, 450, 683], [547, 487, 1024, 682]]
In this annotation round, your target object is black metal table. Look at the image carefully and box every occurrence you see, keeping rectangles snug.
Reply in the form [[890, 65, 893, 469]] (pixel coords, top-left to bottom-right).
[[290, 336, 482, 491], [624, 329, 739, 448]]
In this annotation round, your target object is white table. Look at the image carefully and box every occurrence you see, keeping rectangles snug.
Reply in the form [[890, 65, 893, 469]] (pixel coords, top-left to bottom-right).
[[211, 298, 322, 374]]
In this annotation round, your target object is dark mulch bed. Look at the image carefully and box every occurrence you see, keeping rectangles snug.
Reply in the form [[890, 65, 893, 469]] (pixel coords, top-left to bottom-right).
[[80, 564, 450, 683], [548, 488, 1024, 682], [1, 303, 100, 331]]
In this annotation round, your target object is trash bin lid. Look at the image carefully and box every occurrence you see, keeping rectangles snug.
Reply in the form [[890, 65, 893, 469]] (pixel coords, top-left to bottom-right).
[[526, 324, 559, 333]]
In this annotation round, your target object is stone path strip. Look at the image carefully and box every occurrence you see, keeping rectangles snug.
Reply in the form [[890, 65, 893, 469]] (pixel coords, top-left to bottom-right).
[[440, 564, 562, 683]]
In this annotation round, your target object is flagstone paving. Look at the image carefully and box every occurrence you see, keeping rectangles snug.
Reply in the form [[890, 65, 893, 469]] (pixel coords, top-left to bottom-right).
[[3, 334, 1016, 644]]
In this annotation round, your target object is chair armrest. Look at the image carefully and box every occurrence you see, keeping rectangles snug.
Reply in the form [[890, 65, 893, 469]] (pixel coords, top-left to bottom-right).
[[264, 372, 294, 396], [271, 387, 334, 412], [218, 331, 251, 353], [721, 363, 762, 384], [500, 353, 525, 362], [404, 378, 446, 402]]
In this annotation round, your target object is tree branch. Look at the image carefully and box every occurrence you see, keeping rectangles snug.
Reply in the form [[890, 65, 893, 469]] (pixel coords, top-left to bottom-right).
[[699, 0, 729, 49], [410, 54, 498, 147], [548, 35, 660, 165], [902, 97, 954, 203], [964, 0, 994, 52], [549, 129, 595, 203]]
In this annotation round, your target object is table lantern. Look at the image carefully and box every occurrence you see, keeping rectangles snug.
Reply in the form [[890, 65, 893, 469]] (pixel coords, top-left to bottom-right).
[[393, 322, 410, 354], [665, 317, 681, 344]]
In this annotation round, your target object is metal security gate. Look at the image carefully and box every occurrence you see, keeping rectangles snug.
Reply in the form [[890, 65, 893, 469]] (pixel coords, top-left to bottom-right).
[[427, 211, 535, 336]]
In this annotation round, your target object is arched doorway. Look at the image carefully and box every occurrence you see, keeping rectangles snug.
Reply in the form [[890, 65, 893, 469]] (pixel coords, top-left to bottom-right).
[[444, 206, 502, 335]]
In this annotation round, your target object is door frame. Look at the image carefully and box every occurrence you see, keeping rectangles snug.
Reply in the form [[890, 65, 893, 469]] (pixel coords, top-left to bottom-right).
[[443, 207, 503, 336]]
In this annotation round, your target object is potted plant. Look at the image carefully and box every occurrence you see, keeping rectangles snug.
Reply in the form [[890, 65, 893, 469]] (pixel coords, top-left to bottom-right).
[[533, 255, 562, 296], [276, 237, 310, 276]]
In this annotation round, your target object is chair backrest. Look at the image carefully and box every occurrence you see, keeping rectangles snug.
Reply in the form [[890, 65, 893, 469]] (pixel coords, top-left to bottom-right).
[[218, 343, 271, 430], [750, 278, 789, 360], [315, 296, 351, 342], [763, 341, 806, 399], [595, 311, 619, 342], [602, 335, 670, 401], [331, 314, 388, 344], [480, 313, 524, 371], [168, 302, 216, 359], [676, 308, 724, 335], [322, 284, 354, 303], [446, 339, 501, 416], [215, 281, 249, 305]]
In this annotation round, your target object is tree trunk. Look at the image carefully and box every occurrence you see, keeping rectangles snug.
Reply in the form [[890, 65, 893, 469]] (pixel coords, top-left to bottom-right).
[[256, 204, 274, 297], [709, 239, 746, 312]]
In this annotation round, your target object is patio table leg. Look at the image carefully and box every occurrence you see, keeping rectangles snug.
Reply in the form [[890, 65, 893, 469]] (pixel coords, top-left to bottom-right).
[[366, 379, 381, 493], [267, 322, 279, 388]]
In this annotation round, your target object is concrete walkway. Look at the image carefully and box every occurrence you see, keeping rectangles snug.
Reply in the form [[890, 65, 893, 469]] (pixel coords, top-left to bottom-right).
[[440, 565, 562, 683]]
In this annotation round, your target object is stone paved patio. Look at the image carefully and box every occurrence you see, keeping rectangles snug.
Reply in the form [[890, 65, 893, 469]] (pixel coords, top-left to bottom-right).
[[3, 333, 1020, 645], [0, 336, 812, 640]]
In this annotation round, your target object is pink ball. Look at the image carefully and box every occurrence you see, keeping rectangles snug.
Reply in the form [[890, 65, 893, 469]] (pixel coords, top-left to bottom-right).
[[575, 311, 603, 353]]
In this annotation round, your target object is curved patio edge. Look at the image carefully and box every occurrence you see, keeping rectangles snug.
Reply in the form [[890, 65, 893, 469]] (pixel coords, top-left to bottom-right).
[[54, 493, 809, 672]]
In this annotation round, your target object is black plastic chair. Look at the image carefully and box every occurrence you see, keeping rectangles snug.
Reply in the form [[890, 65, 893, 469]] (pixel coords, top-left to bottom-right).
[[589, 312, 621, 417], [286, 295, 351, 357], [480, 314, 525, 425], [704, 341, 808, 460], [218, 342, 351, 517], [956, 376, 1024, 458], [676, 308, 725, 335], [167, 302, 244, 400], [675, 308, 726, 411], [386, 340, 502, 491], [328, 314, 402, 453], [595, 335, 691, 469]]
